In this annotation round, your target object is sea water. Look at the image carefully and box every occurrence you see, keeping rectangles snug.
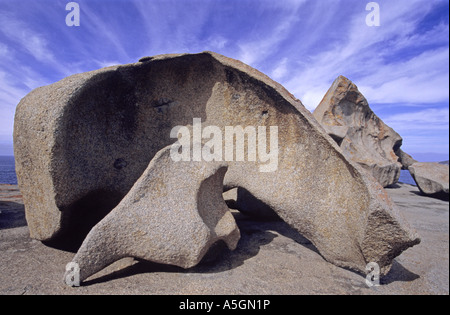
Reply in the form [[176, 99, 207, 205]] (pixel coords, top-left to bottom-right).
[[398, 169, 416, 186], [0, 156, 18, 185]]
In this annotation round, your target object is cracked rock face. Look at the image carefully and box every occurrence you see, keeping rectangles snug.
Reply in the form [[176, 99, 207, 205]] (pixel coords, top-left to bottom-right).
[[14, 52, 420, 280], [314, 76, 403, 188]]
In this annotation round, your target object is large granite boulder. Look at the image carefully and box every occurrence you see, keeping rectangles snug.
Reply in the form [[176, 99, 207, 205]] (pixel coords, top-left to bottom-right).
[[313, 76, 403, 187], [14, 52, 420, 277], [409, 162, 449, 199]]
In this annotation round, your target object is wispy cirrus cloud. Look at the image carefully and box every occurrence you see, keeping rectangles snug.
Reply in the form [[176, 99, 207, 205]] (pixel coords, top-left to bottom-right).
[[0, 42, 11, 58], [236, 1, 306, 66], [358, 47, 449, 105], [279, 0, 448, 110], [0, 0, 447, 156], [0, 70, 30, 136], [80, 3, 132, 62], [385, 108, 449, 131], [0, 12, 56, 64]]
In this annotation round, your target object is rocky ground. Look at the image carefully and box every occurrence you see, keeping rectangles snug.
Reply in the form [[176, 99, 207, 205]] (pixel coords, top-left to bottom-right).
[[0, 183, 448, 295]]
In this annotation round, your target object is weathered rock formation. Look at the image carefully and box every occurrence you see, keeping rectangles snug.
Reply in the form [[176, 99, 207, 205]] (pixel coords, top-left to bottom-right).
[[409, 162, 449, 199], [313, 75, 403, 187], [395, 149, 418, 170], [65, 145, 240, 285], [14, 52, 420, 281]]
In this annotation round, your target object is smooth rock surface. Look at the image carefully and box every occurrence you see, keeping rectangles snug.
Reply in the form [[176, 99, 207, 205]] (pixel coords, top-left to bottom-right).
[[0, 184, 447, 295], [14, 52, 419, 275], [409, 163, 449, 199], [313, 75, 403, 187]]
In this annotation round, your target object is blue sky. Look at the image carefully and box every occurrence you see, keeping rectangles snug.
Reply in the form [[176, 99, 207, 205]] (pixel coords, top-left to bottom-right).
[[0, 0, 449, 160]]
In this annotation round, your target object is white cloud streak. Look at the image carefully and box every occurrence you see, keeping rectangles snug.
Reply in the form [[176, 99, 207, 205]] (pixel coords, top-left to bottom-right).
[[384, 108, 449, 132], [0, 0, 447, 156], [237, 1, 306, 67], [0, 71, 29, 136], [280, 0, 448, 110], [0, 13, 55, 63]]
